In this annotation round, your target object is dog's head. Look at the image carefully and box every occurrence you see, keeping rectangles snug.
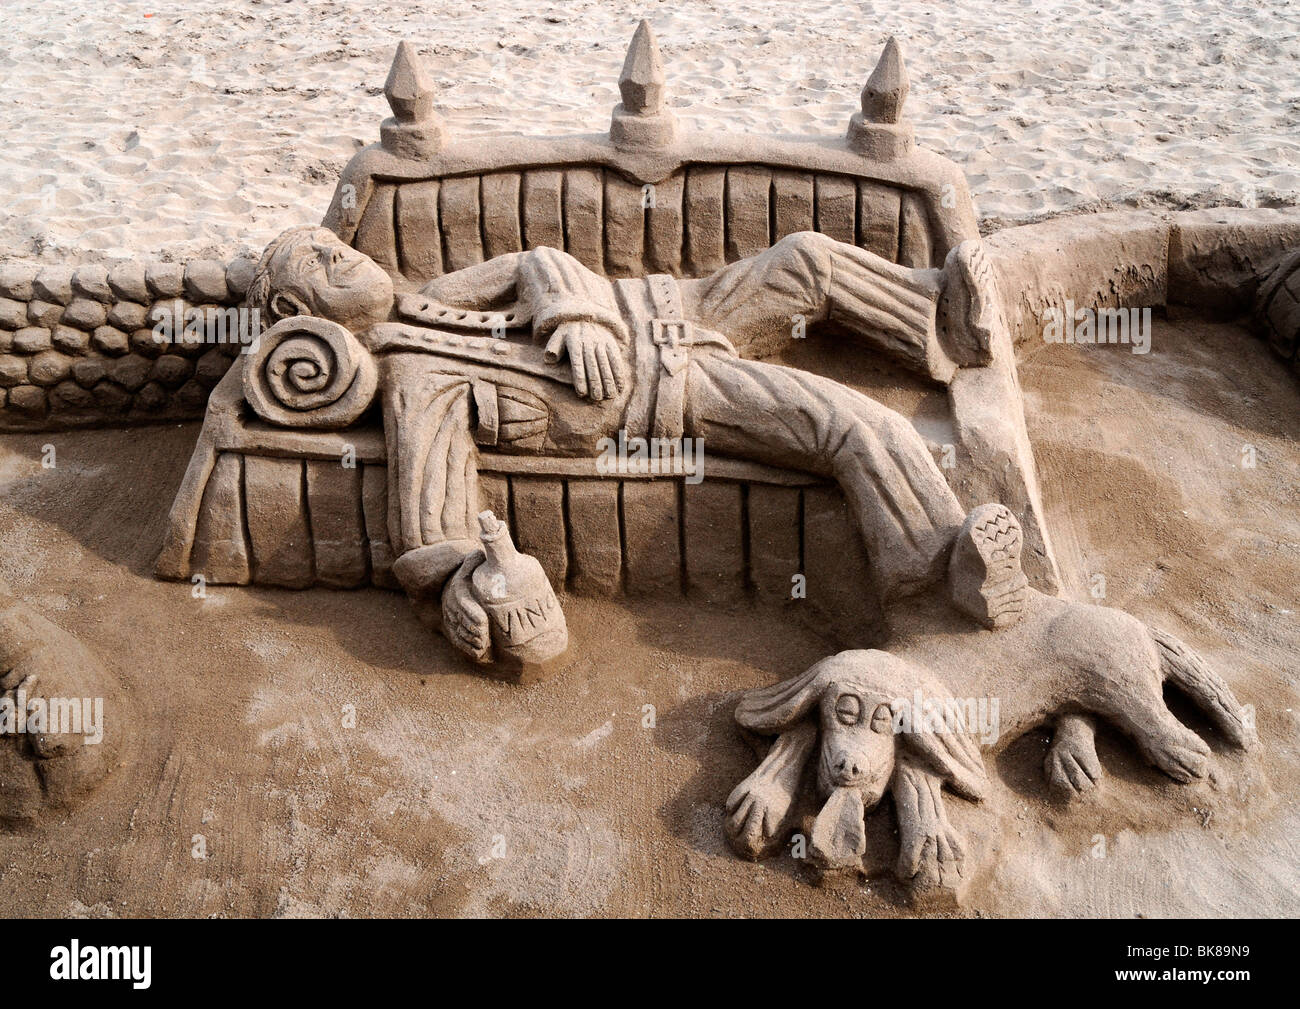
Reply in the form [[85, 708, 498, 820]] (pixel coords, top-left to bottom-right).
[[737, 649, 988, 809], [735, 650, 987, 870]]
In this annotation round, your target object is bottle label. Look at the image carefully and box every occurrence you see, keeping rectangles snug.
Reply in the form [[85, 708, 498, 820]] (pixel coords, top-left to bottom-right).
[[484, 588, 559, 646]]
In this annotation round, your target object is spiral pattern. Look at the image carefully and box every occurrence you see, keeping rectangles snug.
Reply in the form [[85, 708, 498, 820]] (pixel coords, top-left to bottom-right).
[[243, 316, 377, 429]]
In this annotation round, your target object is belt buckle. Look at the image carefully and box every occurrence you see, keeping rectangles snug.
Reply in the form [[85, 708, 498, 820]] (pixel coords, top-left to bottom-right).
[[651, 318, 692, 377], [651, 317, 693, 348]]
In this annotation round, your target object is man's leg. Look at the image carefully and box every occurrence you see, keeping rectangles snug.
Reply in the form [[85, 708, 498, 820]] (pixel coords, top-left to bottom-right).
[[379, 354, 482, 600], [680, 231, 997, 381], [685, 350, 965, 596], [679, 232, 950, 376]]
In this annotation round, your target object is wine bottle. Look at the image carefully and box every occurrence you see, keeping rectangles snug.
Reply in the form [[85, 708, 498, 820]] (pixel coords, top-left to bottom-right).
[[470, 510, 568, 668]]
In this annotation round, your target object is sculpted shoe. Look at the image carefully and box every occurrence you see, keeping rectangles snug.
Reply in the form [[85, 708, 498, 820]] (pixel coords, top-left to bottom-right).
[[947, 503, 1029, 629], [937, 240, 998, 368]]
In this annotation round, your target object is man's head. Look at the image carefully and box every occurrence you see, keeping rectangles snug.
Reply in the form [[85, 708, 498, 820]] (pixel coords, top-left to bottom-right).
[[246, 227, 395, 332]]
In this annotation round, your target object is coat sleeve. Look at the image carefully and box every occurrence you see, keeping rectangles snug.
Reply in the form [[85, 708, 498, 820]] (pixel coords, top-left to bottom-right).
[[415, 247, 627, 348], [380, 353, 481, 598]]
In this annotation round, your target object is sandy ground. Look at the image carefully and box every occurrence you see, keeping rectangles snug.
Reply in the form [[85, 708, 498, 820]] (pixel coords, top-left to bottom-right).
[[0, 313, 1296, 918], [1, 0, 1298, 266]]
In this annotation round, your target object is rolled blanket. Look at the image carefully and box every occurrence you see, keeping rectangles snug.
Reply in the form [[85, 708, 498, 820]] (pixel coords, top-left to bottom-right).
[[243, 316, 377, 429]]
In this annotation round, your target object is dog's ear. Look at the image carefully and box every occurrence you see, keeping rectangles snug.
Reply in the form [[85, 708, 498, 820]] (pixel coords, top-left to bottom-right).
[[735, 656, 841, 734], [896, 673, 989, 801], [902, 733, 987, 801]]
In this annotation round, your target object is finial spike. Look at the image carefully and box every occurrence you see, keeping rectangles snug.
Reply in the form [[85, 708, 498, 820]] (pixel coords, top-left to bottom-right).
[[861, 36, 909, 124], [385, 40, 434, 123], [619, 19, 666, 115]]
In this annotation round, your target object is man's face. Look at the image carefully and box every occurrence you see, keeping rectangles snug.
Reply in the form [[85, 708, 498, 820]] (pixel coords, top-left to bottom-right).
[[270, 228, 394, 331]]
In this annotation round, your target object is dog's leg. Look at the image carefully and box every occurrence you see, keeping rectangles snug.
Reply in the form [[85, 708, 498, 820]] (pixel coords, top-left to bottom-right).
[[892, 755, 967, 901], [1044, 713, 1103, 799], [1110, 684, 1212, 784], [725, 722, 816, 860]]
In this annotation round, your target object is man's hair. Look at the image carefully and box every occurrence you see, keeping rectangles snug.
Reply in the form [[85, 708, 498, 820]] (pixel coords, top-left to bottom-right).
[[245, 226, 323, 324]]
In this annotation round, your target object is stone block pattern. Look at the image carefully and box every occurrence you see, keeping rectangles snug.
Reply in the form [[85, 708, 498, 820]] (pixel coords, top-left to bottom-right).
[[0, 257, 256, 431], [184, 454, 880, 644], [354, 165, 946, 286]]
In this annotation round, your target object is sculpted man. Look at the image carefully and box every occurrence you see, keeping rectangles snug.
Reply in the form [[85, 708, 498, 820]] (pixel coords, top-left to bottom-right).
[[243, 226, 994, 661]]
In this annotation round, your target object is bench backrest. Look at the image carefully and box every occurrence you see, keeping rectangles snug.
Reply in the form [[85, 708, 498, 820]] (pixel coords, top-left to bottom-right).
[[323, 31, 979, 282]]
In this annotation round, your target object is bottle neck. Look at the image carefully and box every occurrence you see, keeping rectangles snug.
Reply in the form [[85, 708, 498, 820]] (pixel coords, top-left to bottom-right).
[[481, 531, 518, 568]]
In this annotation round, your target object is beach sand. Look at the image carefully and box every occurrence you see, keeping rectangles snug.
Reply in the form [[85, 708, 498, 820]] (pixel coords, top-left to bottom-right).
[[0, 0, 1297, 266]]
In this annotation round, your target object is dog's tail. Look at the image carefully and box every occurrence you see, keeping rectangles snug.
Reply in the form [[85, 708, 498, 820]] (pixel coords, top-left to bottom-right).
[[1151, 627, 1256, 750]]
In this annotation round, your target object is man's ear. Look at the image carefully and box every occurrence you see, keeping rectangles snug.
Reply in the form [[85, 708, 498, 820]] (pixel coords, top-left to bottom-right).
[[269, 291, 309, 322]]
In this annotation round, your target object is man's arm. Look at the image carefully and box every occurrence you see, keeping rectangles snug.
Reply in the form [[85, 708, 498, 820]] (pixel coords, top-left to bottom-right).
[[417, 252, 527, 310], [412, 247, 629, 401]]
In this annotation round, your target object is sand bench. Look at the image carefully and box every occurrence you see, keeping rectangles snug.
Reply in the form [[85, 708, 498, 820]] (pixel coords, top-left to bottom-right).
[[158, 28, 1058, 635]]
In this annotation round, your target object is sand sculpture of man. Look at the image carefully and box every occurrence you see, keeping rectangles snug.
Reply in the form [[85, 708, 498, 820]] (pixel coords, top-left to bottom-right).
[[245, 226, 995, 661]]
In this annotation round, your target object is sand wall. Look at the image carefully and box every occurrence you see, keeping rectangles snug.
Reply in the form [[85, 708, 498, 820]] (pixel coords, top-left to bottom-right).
[[0, 257, 255, 430], [985, 207, 1300, 374]]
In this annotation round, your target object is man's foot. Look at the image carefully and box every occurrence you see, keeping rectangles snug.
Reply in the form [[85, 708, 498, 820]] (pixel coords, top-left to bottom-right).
[[937, 240, 998, 367], [948, 503, 1029, 629]]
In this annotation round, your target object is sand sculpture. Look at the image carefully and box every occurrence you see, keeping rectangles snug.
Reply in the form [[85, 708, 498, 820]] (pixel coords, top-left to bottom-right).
[[1257, 247, 1300, 360], [726, 505, 1256, 902], [146, 26, 1264, 904], [161, 222, 993, 665], [0, 21, 1268, 911], [0, 580, 117, 821], [158, 24, 1058, 653]]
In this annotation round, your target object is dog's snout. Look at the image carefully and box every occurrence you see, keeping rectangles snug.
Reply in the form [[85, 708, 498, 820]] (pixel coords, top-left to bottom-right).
[[835, 756, 861, 777]]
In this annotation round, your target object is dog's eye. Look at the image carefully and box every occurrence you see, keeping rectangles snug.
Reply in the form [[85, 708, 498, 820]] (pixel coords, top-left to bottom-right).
[[834, 694, 861, 725], [870, 703, 893, 734]]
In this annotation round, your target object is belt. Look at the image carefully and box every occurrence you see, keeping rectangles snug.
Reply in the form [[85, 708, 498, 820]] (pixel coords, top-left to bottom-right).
[[647, 275, 689, 440], [364, 322, 570, 383], [644, 275, 734, 440]]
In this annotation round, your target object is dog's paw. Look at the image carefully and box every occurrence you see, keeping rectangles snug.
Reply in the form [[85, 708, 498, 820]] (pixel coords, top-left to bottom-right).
[[1146, 727, 1211, 783], [900, 826, 969, 909], [900, 825, 965, 888], [1045, 714, 1103, 799], [725, 775, 795, 860], [0, 597, 118, 822]]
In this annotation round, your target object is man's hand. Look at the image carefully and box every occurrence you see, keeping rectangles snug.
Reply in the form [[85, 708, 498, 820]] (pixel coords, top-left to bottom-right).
[[441, 556, 490, 663], [544, 321, 627, 401]]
